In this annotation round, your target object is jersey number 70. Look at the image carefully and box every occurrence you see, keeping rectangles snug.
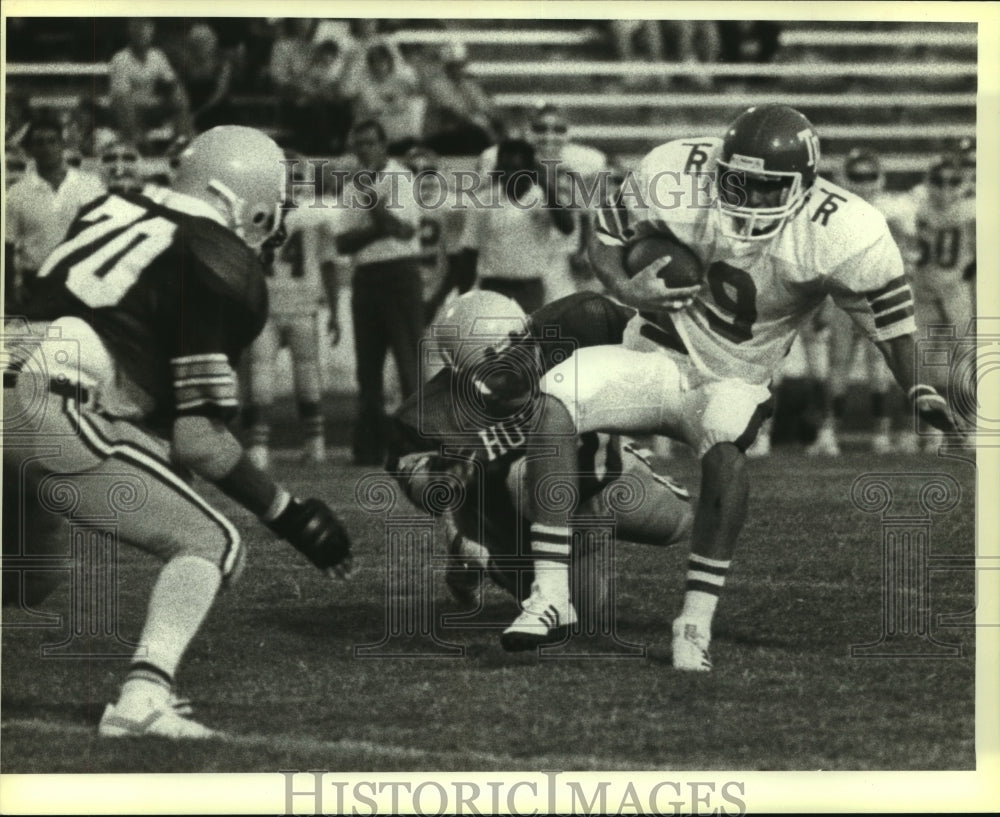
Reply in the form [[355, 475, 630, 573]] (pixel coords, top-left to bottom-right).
[[37, 197, 177, 308]]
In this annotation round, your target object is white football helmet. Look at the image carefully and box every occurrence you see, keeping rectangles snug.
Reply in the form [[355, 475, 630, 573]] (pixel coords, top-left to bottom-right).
[[172, 126, 286, 248], [437, 290, 529, 374]]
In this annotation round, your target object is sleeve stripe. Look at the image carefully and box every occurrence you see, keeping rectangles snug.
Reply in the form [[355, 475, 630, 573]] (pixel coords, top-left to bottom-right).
[[874, 304, 915, 329], [866, 275, 910, 303], [174, 375, 236, 387], [176, 397, 240, 411], [171, 353, 229, 364], [870, 289, 913, 313]]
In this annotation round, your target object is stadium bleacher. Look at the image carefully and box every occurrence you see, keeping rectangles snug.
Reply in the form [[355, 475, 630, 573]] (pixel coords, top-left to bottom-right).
[[6, 19, 977, 187]]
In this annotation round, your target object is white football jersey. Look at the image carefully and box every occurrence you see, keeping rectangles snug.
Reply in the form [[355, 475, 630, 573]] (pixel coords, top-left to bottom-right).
[[597, 137, 914, 385], [268, 206, 342, 316], [908, 184, 976, 289]]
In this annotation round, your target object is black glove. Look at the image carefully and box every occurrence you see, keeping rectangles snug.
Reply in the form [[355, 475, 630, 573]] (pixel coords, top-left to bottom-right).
[[267, 497, 353, 578]]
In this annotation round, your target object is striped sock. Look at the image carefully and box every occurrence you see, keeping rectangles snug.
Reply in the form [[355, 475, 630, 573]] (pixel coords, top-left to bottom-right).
[[299, 401, 324, 442], [530, 523, 571, 609], [681, 554, 731, 629], [117, 662, 172, 715]]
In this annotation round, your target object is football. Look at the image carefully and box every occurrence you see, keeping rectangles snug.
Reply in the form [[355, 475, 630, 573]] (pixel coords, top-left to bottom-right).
[[624, 234, 703, 288]]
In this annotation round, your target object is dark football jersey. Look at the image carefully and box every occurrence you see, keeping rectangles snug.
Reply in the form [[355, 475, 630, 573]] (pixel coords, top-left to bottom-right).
[[21, 192, 268, 426], [388, 291, 635, 547]]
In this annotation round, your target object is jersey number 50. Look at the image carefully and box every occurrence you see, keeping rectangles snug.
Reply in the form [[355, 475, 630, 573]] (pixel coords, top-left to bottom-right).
[[37, 197, 177, 308]]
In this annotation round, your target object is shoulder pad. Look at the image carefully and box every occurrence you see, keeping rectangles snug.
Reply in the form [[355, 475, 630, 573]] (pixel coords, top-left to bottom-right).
[[181, 216, 267, 315]]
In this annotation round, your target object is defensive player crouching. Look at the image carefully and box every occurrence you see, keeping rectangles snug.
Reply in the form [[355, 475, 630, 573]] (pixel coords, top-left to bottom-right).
[[2, 127, 353, 739], [571, 105, 956, 671], [386, 291, 693, 650]]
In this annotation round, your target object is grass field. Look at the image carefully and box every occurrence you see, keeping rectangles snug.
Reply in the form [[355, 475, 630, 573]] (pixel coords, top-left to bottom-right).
[[1, 441, 977, 774]]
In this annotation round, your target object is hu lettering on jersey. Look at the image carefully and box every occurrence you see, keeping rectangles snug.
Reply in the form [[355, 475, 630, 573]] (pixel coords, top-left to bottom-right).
[[811, 188, 849, 226], [477, 422, 526, 461]]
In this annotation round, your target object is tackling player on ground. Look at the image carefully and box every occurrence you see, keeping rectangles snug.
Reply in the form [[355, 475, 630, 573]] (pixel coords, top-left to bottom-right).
[[386, 290, 693, 647], [3, 126, 353, 738], [530, 104, 956, 670]]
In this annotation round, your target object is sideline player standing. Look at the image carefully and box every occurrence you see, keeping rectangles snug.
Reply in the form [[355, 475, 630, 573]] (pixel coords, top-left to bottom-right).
[[530, 105, 956, 670], [245, 173, 343, 469], [3, 126, 352, 737]]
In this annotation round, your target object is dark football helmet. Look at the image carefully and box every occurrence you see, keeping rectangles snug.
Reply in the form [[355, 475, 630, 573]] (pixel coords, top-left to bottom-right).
[[716, 104, 821, 241]]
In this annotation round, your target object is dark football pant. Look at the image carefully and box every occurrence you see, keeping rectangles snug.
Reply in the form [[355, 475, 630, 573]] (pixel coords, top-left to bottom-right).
[[350, 259, 425, 463]]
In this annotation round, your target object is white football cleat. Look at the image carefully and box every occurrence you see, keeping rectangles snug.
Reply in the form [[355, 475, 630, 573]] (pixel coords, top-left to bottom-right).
[[806, 426, 840, 457], [896, 432, 920, 454], [301, 436, 327, 464], [871, 431, 893, 455], [98, 702, 217, 739], [672, 617, 712, 672], [247, 444, 270, 470], [500, 583, 577, 652]]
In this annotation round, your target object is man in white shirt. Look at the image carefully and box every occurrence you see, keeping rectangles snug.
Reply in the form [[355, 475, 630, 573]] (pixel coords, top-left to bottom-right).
[[108, 18, 193, 149], [5, 114, 105, 310], [458, 138, 575, 313], [336, 119, 423, 465]]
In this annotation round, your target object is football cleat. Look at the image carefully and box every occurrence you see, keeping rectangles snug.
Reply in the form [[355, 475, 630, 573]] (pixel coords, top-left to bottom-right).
[[672, 617, 712, 672], [745, 432, 771, 458], [500, 583, 577, 652], [871, 431, 893, 455], [98, 702, 218, 739], [301, 436, 326, 464], [806, 426, 840, 457]]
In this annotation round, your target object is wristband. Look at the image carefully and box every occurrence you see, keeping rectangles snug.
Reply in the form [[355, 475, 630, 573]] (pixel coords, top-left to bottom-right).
[[261, 487, 292, 523]]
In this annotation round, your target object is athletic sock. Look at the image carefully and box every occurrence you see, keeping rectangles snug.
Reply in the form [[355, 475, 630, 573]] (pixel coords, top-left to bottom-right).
[[118, 556, 221, 714], [299, 400, 324, 443], [529, 523, 572, 613], [680, 554, 731, 632]]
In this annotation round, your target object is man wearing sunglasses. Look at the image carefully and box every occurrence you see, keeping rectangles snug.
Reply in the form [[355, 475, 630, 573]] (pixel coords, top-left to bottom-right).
[[475, 104, 609, 302]]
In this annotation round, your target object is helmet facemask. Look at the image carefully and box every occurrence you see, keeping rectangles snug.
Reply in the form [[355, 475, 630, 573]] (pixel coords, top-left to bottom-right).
[[715, 161, 805, 241]]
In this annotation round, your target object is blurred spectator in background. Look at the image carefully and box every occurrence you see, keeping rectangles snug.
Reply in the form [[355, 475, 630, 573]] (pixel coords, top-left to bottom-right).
[[607, 21, 666, 87], [344, 40, 424, 153], [108, 18, 194, 151], [717, 21, 782, 65], [269, 18, 318, 153], [5, 94, 31, 149], [336, 119, 423, 465], [660, 22, 719, 89], [5, 113, 105, 309], [418, 43, 502, 156], [302, 38, 356, 155], [175, 23, 235, 132], [5, 147, 30, 190], [475, 104, 607, 301], [457, 138, 575, 314], [99, 140, 145, 196]]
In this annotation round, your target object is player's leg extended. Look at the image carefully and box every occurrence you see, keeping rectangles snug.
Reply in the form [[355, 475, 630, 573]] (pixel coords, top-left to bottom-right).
[[806, 302, 848, 457], [74, 411, 241, 738], [287, 313, 326, 463], [245, 319, 279, 469], [674, 378, 773, 671]]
